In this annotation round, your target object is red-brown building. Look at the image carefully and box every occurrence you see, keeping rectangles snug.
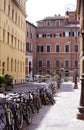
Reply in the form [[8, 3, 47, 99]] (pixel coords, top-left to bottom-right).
[[26, 21, 36, 80], [26, 11, 80, 78], [36, 11, 80, 76]]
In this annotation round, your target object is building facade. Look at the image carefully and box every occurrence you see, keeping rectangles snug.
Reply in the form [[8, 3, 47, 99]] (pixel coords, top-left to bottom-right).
[[77, 0, 83, 77], [35, 11, 80, 76], [26, 21, 36, 81], [0, 0, 27, 84], [76, 0, 84, 120]]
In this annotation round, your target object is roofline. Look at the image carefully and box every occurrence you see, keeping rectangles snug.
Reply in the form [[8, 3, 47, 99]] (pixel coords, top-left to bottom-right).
[[26, 21, 36, 28], [37, 16, 69, 23]]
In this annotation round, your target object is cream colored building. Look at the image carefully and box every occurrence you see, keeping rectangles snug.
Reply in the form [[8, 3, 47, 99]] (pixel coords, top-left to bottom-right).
[[0, 0, 27, 84]]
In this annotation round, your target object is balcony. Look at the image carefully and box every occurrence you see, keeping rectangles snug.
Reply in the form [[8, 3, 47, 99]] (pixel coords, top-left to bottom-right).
[[12, 0, 26, 16]]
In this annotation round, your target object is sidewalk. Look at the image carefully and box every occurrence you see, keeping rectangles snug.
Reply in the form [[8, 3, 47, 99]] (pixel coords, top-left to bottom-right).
[[24, 81, 84, 130]]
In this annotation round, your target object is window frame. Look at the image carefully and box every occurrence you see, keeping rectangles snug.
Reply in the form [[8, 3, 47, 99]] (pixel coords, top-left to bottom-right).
[[46, 44, 50, 52], [65, 44, 70, 52]]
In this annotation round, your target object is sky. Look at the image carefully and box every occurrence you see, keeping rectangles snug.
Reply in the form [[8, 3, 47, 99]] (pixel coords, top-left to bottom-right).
[[26, 0, 77, 25]]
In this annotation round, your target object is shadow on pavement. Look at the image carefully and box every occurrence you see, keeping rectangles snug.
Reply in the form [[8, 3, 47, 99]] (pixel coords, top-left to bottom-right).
[[23, 105, 53, 130]]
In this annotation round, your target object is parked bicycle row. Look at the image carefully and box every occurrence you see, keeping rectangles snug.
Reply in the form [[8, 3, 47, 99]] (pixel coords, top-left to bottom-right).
[[0, 86, 56, 130]]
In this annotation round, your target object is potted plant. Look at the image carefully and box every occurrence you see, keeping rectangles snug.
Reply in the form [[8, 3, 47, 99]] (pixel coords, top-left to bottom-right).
[[0, 75, 5, 92], [4, 74, 13, 91]]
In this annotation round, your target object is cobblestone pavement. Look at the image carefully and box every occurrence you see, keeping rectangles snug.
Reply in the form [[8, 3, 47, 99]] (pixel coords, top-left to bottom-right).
[[4, 81, 84, 130], [5, 82, 43, 93], [21, 81, 84, 130]]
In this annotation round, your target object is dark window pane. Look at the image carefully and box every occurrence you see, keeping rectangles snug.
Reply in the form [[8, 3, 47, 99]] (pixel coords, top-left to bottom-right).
[[56, 45, 59, 52], [47, 45, 50, 52]]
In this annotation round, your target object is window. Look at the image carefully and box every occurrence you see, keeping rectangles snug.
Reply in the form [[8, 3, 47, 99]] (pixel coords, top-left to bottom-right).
[[46, 21, 51, 27], [71, 31, 80, 37], [23, 62, 24, 72], [8, 4, 10, 16], [46, 33, 52, 38], [65, 44, 69, 52], [38, 60, 42, 67], [18, 60, 19, 72], [74, 32, 79, 37], [4, 0, 6, 11], [27, 31, 29, 37], [47, 45, 50, 52], [30, 33, 32, 39], [37, 45, 43, 52], [56, 60, 60, 68], [11, 58, 13, 71], [56, 44, 60, 52], [15, 38, 17, 48], [74, 59, 78, 68], [37, 34, 46, 38], [7, 57, 9, 71], [65, 32, 69, 37], [65, 70, 69, 76], [63, 32, 71, 37], [18, 16, 20, 25], [29, 61, 31, 73], [18, 40, 19, 50], [3, 29, 5, 42], [20, 61, 22, 72], [56, 20, 60, 27], [38, 34, 42, 38], [46, 69, 50, 74], [74, 44, 78, 52], [55, 33, 61, 38], [7, 32, 10, 44], [12, 9, 14, 20], [15, 12, 17, 23], [46, 60, 50, 67], [11, 35, 13, 46], [26, 42, 29, 52], [15, 59, 16, 72], [65, 60, 69, 68], [56, 70, 59, 74]]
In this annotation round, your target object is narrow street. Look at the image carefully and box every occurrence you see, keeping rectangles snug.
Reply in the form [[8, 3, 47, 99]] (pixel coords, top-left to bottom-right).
[[21, 81, 84, 130]]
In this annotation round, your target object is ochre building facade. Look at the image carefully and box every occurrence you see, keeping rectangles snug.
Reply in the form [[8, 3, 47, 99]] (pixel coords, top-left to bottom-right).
[[0, 0, 27, 84]]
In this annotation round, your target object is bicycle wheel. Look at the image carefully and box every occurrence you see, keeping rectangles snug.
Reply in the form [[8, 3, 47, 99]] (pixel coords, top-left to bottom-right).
[[0, 115, 6, 130], [15, 108, 23, 129], [5, 108, 15, 130], [26, 106, 32, 124]]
